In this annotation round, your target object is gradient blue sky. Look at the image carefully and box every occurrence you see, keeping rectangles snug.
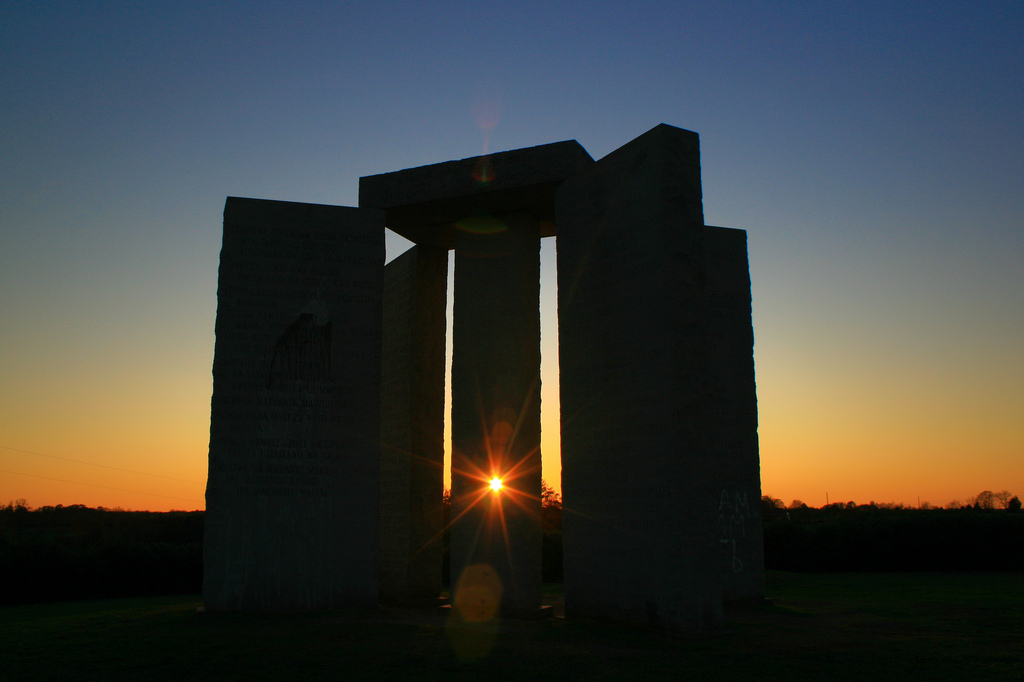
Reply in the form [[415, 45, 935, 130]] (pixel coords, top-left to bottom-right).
[[2, 1, 1021, 510]]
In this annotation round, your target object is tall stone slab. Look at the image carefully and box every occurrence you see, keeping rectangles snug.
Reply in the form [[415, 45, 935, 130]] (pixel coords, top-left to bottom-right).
[[379, 245, 448, 603], [704, 225, 765, 600], [204, 197, 384, 611], [556, 124, 724, 630], [450, 211, 543, 616]]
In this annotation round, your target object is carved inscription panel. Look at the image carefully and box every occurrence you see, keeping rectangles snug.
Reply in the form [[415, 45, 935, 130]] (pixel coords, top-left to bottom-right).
[[208, 203, 383, 501], [204, 197, 384, 611]]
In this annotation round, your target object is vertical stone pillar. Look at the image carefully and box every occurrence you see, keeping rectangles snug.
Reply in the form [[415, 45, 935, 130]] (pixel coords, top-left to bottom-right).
[[204, 197, 384, 611], [379, 245, 448, 604], [450, 211, 542, 617], [557, 124, 723, 630], [704, 225, 765, 601]]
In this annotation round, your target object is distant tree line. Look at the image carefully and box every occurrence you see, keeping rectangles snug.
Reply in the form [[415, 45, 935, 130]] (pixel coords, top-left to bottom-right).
[[0, 501, 203, 605], [766, 490, 1022, 513], [4, 486, 1020, 605], [1, 485, 567, 606], [760, 492, 1024, 571]]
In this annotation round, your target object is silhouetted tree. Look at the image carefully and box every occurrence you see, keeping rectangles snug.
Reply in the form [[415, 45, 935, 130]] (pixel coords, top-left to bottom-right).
[[1009, 496, 1021, 514], [441, 489, 451, 585], [539, 480, 562, 581], [993, 491, 1014, 510], [760, 496, 788, 521], [541, 479, 561, 507], [540, 479, 562, 532], [2, 499, 29, 512], [972, 490, 996, 510]]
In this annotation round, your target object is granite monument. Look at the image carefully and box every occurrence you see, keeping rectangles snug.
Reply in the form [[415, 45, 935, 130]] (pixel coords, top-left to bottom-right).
[[204, 124, 763, 629]]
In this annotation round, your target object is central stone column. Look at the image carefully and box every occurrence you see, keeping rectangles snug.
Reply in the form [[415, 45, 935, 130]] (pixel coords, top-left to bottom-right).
[[450, 211, 542, 618]]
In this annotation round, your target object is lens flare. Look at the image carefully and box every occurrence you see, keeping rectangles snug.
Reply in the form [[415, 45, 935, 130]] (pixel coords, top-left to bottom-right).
[[439, 398, 545, 619], [472, 156, 495, 185], [470, 96, 500, 185], [453, 563, 503, 622], [447, 563, 502, 660], [454, 215, 506, 234], [472, 99, 501, 133]]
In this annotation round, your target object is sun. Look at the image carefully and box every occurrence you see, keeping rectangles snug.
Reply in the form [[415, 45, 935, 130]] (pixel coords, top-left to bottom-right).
[[489, 477, 503, 493]]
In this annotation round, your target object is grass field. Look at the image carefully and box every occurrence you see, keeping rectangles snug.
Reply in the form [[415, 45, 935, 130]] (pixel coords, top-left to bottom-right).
[[2, 572, 1021, 681]]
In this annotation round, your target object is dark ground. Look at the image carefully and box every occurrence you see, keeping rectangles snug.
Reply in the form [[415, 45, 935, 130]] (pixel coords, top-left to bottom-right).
[[2, 572, 1022, 681]]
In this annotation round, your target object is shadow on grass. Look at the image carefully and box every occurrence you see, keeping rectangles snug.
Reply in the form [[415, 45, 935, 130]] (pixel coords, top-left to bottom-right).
[[2, 573, 1022, 681]]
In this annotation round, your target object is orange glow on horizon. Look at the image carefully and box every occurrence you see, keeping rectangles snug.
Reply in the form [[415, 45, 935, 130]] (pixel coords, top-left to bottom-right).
[[5, 243, 1021, 512]]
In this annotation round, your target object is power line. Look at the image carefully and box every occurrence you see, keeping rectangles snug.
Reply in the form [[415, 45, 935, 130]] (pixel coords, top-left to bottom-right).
[[0, 445, 202, 484], [0, 468, 202, 503]]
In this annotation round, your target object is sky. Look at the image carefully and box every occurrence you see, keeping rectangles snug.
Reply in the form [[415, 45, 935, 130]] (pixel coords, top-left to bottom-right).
[[1, 1, 1021, 511]]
